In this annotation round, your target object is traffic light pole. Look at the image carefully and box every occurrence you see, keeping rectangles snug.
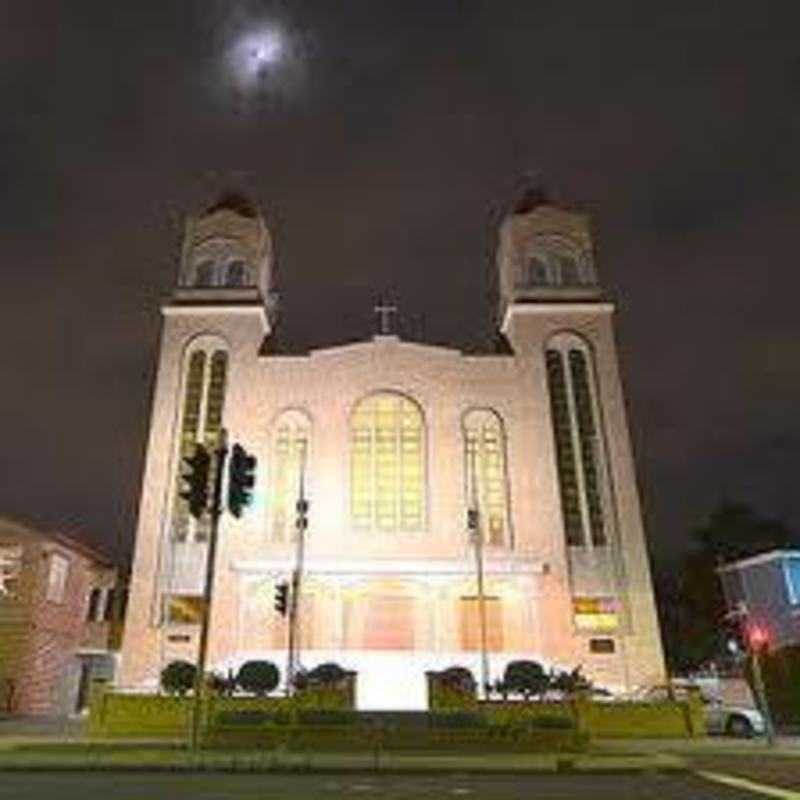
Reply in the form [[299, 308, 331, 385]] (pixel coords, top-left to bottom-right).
[[191, 430, 228, 750], [750, 646, 776, 746]]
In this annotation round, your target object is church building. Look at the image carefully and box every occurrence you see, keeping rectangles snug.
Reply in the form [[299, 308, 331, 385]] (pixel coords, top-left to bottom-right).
[[119, 192, 666, 708]]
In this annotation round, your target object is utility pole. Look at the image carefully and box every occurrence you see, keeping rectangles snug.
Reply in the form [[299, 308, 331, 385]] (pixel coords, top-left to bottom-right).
[[286, 446, 309, 695], [750, 643, 776, 746], [191, 429, 228, 750], [467, 443, 490, 699], [729, 602, 776, 746]]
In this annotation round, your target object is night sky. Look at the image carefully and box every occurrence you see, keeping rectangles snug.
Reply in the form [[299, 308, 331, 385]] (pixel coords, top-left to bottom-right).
[[2, 2, 799, 565]]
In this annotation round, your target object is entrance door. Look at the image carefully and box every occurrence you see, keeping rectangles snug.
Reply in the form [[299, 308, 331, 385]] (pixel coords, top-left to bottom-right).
[[364, 595, 414, 650]]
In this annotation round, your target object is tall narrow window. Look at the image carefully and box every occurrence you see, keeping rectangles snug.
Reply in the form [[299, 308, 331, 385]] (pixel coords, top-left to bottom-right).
[[195, 350, 228, 542], [171, 344, 228, 542], [270, 410, 311, 542], [546, 350, 583, 545], [463, 409, 511, 547], [568, 350, 606, 546], [350, 393, 425, 533], [545, 336, 608, 548]]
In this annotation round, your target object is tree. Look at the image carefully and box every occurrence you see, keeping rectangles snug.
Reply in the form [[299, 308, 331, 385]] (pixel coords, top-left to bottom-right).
[[236, 660, 280, 696], [502, 660, 549, 699], [693, 503, 794, 561], [160, 660, 197, 696], [656, 502, 798, 673]]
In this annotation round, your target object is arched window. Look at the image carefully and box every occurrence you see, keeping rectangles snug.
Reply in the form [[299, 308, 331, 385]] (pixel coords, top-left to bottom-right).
[[171, 343, 229, 542], [545, 334, 607, 548], [195, 260, 216, 287], [463, 409, 511, 547], [521, 236, 595, 289], [225, 260, 247, 287], [270, 410, 311, 542], [524, 255, 552, 287], [350, 393, 425, 533]]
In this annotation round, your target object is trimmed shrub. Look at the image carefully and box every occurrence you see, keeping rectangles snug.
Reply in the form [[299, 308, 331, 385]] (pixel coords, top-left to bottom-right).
[[429, 711, 487, 729], [524, 714, 575, 730], [439, 666, 477, 694], [236, 661, 280, 696], [296, 709, 359, 726], [217, 709, 291, 726], [503, 660, 549, 699], [160, 660, 197, 696], [306, 662, 348, 686]]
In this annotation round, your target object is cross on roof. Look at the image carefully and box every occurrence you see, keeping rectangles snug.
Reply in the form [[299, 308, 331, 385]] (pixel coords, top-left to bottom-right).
[[374, 299, 398, 336]]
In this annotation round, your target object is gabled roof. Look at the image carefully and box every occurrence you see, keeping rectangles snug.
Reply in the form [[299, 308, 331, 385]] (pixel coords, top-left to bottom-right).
[[0, 516, 114, 567]]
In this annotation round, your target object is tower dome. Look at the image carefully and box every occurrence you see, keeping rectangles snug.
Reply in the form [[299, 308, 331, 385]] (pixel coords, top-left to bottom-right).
[[495, 197, 602, 323], [177, 193, 273, 301]]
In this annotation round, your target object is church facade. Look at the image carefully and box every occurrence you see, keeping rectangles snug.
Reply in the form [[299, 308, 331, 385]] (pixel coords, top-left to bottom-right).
[[119, 194, 665, 707]]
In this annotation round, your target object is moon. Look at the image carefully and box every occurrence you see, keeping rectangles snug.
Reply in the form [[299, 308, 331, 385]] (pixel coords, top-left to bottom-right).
[[230, 28, 285, 87]]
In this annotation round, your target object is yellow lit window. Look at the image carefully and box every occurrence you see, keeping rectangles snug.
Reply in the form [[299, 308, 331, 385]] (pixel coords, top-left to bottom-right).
[[270, 411, 310, 541], [171, 347, 228, 543], [463, 409, 510, 547], [350, 393, 425, 532]]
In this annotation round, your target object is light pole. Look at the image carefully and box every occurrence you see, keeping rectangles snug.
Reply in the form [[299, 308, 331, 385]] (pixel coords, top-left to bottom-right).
[[286, 446, 308, 695], [467, 444, 490, 699]]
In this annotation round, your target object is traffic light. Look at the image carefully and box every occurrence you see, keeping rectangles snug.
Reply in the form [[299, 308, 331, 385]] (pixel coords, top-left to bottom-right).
[[180, 444, 211, 519], [274, 581, 289, 617], [747, 623, 770, 653], [296, 498, 309, 531], [228, 443, 257, 518]]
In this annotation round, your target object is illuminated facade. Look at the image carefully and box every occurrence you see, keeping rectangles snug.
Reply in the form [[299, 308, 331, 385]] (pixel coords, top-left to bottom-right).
[[119, 193, 666, 707]]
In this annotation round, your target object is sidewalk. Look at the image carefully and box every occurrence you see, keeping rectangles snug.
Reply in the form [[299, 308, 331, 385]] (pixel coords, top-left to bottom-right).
[[594, 735, 800, 759], [0, 742, 686, 775]]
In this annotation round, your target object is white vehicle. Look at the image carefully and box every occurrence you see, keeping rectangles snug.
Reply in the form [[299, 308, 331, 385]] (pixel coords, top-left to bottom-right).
[[702, 697, 765, 738], [635, 680, 766, 738]]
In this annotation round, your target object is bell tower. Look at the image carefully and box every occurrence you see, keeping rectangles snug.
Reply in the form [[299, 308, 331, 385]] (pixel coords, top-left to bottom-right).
[[494, 188, 667, 689], [174, 192, 274, 319], [496, 189, 603, 333]]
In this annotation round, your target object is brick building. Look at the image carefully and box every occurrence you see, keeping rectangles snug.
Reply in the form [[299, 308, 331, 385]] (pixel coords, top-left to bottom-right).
[[0, 517, 124, 715]]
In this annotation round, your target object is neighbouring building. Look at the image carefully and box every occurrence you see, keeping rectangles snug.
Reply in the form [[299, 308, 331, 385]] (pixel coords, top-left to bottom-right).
[[119, 190, 666, 708], [718, 550, 800, 650], [0, 517, 125, 715]]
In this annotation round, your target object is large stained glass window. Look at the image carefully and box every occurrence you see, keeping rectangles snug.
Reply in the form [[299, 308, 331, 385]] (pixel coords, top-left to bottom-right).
[[270, 410, 311, 542], [171, 343, 228, 543], [545, 336, 608, 548], [350, 393, 425, 533], [463, 409, 510, 547]]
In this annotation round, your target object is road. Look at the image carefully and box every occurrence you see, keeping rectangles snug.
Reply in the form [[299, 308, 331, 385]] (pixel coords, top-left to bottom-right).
[[689, 753, 800, 794], [0, 772, 772, 800]]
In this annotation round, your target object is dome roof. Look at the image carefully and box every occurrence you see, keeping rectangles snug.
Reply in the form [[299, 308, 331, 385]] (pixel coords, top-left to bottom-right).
[[205, 191, 259, 219], [512, 185, 549, 216]]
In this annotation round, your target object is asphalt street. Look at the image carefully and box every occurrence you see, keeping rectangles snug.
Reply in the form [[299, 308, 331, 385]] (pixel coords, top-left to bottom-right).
[[0, 772, 772, 800]]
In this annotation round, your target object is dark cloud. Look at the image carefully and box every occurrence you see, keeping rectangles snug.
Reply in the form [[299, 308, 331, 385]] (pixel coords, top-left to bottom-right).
[[1, 0, 800, 564]]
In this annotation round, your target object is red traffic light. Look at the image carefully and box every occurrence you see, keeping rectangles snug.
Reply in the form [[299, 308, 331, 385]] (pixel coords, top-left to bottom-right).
[[747, 623, 770, 651]]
